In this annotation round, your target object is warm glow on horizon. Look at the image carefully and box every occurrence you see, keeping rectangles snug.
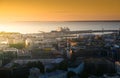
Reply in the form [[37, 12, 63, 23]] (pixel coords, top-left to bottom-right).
[[0, 23, 51, 33], [0, 0, 120, 33], [0, 0, 120, 22]]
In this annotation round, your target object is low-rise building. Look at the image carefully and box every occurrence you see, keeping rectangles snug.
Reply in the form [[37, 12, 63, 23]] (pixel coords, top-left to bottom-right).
[[3, 48, 18, 52], [40, 70, 67, 78]]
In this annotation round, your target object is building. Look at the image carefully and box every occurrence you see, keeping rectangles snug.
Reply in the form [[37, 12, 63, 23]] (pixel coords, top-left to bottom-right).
[[40, 70, 67, 78], [3, 48, 18, 53], [68, 62, 84, 74], [13, 58, 64, 65]]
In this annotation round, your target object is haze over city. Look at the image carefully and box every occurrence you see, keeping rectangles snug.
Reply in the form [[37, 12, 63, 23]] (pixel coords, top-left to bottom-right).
[[0, 0, 120, 78], [0, 22, 119, 34], [0, 0, 120, 22], [0, 0, 120, 33]]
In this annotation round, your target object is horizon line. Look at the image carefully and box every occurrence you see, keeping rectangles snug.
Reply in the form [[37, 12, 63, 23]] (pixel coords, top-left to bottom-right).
[[15, 20, 120, 22]]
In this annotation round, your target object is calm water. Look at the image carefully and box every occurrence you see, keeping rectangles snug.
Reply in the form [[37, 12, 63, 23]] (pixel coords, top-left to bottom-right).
[[0, 22, 120, 34]]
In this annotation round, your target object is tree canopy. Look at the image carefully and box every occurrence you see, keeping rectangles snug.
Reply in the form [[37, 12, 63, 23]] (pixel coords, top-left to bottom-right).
[[9, 43, 25, 49]]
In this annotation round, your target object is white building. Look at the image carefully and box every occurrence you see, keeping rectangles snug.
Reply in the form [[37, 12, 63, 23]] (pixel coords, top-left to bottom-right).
[[13, 58, 64, 65], [25, 38, 56, 49], [3, 47, 18, 53]]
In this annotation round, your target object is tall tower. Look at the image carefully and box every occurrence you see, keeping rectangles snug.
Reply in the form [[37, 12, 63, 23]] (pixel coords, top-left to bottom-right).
[[66, 39, 71, 59]]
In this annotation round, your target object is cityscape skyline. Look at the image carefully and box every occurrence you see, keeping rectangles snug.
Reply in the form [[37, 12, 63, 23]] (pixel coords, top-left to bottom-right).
[[0, 1, 120, 78]]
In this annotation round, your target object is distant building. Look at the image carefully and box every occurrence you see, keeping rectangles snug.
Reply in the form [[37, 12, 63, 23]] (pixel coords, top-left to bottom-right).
[[13, 58, 64, 65], [0, 44, 9, 50], [57, 27, 70, 32], [25, 37, 56, 50], [2, 48, 18, 60], [51, 27, 70, 33], [0, 37, 9, 50], [3, 47, 18, 52], [68, 62, 84, 74]]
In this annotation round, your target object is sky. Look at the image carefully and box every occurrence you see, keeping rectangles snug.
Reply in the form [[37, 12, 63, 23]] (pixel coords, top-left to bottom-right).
[[0, 0, 120, 33], [0, 0, 120, 22]]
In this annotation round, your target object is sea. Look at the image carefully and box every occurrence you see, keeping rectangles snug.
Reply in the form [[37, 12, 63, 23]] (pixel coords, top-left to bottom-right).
[[0, 21, 120, 34]]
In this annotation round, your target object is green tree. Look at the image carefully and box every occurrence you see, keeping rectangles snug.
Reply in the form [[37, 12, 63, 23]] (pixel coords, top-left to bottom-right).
[[9, 43, 25, 49]]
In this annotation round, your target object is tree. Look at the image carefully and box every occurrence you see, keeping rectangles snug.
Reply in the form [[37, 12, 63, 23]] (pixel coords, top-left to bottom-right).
[[67, 71, 76, 78], [12, 63, 21, 68], [35, 61, 45, 73], [58, 60, 68, 71], [26, 61, 45, 73], [9, 43, 25, 49]]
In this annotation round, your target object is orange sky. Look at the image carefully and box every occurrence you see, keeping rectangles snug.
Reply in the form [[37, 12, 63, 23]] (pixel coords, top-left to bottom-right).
[[0, 0, 120, 21]]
